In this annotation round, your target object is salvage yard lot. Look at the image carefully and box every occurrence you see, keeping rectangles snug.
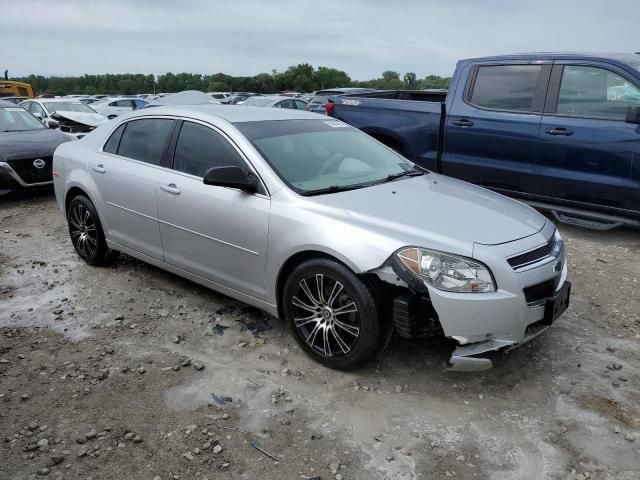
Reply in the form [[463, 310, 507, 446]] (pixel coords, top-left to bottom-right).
[[1, 193, 639, 480]]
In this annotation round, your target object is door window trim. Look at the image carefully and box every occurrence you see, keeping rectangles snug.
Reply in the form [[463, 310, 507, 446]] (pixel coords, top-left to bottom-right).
[[543, 62, 640, 121], [463, 63, 552, 114], [98, 115, 270, 197]]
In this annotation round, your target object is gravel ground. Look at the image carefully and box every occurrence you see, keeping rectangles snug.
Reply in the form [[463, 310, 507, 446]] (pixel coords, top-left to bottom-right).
[[1, 192, 639, 480]]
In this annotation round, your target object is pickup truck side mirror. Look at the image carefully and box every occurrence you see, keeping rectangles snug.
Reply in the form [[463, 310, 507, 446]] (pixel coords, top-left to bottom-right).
[[203, 166, 259, 193], [625, 106, 640, 124]]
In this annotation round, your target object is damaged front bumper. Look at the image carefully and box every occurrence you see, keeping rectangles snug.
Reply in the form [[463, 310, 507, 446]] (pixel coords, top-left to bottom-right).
[[371, 221, 571, 372], [446, 280, 570, 371]]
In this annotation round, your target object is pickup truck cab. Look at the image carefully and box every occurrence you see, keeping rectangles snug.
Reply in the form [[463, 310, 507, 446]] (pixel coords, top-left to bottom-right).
[[328, 53, 640, 230]]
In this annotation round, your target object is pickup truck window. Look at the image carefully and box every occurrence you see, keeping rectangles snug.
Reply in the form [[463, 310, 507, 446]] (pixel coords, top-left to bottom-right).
[[469, 65, 542, 112], [557, 65, 640, 121]]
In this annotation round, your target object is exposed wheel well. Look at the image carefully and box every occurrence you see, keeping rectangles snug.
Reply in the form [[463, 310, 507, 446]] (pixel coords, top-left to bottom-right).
[[65, 187, 89, 216], [275, 250, 357, 319]]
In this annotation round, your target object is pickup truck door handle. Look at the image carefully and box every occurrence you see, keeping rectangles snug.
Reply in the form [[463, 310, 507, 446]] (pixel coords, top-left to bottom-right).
[[160, 183, 181, 195], [452, 119, 474, 127], [545, 127, 574, 136], [91, 164, 106, 174]]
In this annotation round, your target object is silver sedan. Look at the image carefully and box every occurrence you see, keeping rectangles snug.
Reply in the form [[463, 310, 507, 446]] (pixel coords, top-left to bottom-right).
[[52, 106, 570, 370]]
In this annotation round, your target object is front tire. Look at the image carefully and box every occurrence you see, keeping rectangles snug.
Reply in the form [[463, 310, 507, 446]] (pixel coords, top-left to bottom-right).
[[67, 195, 111, 266], [283, 259, 381, 369]]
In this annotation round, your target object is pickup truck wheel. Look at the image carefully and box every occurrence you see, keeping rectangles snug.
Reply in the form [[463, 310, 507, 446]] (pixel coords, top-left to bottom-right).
[[283, 259, 381, 369], [67, 195, 111, 266]]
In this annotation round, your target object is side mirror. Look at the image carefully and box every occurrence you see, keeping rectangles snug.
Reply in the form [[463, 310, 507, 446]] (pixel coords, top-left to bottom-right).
[[626, 106, 640, 124], [44, 119, 59, 129], [33, 112, 43, 120], [203, 166, 259, 193]]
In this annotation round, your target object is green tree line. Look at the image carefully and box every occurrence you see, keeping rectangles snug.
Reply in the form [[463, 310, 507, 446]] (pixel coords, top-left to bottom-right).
[[14, 64, 450, 96]]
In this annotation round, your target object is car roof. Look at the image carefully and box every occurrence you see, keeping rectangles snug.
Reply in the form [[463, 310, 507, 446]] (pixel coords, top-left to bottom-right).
[[36, 98, 84, 103], [461, 52, 640, 66], [129, 104, 323, 123]]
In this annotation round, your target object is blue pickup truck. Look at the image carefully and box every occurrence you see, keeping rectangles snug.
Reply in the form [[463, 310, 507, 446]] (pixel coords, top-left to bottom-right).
[[327, 53, 640, 230]]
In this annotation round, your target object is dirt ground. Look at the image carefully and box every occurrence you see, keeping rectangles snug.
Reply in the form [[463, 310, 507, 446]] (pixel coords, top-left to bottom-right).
[[0, 192, 639, 480]]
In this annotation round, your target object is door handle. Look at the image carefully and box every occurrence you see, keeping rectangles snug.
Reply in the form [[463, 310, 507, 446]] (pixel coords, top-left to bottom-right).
[[452, 119, 474, 127], [545, 127, 574, 136], [92, 164, 106, 174], [160, 183, 181, 195]]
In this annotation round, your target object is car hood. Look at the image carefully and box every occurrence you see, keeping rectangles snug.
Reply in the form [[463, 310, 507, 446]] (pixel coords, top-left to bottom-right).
[[51, 111, 108, 126], [0, 129, 70, 161], [305, 173, 546, 247]]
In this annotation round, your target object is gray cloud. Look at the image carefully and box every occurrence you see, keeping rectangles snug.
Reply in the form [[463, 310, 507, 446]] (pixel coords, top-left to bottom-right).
[[3, 0, 638, 79]]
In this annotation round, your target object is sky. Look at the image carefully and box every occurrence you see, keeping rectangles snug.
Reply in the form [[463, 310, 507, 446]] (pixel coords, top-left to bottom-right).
[[3, 0, 639, 80]]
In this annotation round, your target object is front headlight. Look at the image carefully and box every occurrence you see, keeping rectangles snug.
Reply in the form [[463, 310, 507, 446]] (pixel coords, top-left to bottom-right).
[[551, 229, 564, 257], [396, 247, 496, 293]]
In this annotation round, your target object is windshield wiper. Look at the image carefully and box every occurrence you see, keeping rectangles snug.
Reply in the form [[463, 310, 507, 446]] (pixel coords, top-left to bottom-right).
[[369, 168, 425, 186], [300, 184, 368, 196]]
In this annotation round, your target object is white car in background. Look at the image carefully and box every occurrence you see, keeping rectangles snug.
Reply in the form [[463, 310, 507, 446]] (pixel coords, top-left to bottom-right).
[[91, 97, 149, 119], [19, 98, 108, 139], [208, 92, 232, 103]]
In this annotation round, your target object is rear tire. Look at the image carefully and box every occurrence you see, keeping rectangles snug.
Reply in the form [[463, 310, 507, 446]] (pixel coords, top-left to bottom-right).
[[67, 195, 112, 266], [282, 259, 382, 369]]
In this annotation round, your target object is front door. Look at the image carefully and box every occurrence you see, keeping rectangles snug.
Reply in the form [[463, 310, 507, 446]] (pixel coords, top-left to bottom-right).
[[443, 62, 551, 194], [157, 120, 270, 299], [90, 118, 176, 259], [536, 62, 640, 215]]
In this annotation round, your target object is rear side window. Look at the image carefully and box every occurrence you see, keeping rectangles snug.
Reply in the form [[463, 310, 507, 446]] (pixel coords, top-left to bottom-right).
[[556, 65, 640, 120], [172, 122, 246, 177], [103, 124, 126, 153], [469, 65, 542, 112], [117, 119, 175, 165]]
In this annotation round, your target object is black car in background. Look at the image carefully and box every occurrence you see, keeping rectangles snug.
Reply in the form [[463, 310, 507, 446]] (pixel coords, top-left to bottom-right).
[[0, 101, 71, 195]]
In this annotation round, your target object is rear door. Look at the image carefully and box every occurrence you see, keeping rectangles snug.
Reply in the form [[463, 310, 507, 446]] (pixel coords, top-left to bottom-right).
[[443, 62, 551, 193], [536, 61, 640, 215], [90, 118, 176, 259], [157, 120, 270, 299]]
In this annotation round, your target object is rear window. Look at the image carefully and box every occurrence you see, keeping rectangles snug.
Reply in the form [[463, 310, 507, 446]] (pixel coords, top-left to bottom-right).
[[116, 119, 174, 165], [311, 92, 342, 104], [469, 65, 542, 112]]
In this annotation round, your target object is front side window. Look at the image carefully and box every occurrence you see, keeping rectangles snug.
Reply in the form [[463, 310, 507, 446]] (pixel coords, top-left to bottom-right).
[[173, 122, 246, 177], [469, 65, 542, 112], [30, 103, 45, 117], [117, 119, 174, 165], [114, 100, 133, 108], [236, 119, 418, 194], [556, 65, 640, 120]]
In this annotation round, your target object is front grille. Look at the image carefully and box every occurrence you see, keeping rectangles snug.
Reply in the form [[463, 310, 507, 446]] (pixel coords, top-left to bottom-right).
[[5, 157, 53, 184], [507, 237, 555, 270], [523, 277, 557, 305]]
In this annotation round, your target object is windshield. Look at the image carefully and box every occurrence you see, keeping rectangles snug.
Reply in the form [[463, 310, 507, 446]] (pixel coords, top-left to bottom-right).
[[236, 119, 420, 194], [43, 102, 96, 114], [0, 107, 45, 132]]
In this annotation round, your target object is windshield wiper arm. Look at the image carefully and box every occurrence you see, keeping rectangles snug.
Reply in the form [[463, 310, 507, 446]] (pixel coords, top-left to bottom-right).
[[300, 184, 367, 196], [370, 168, 425, 186]]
